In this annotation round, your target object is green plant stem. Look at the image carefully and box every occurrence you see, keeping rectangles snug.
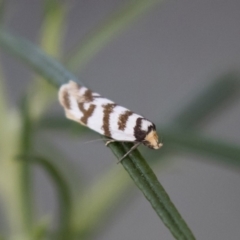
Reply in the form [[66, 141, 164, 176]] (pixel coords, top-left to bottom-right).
[[0, 28, 79, 87], [41, 0, 66, 59], [173, 73, 240, 128], [161, 129, 240, 166], [0, 29, 195, 240], [37, 73, 240, 239], [0, 0, 5, 24], [110, 142, 195, 240], [27, 155, 72, 240], [38, 114, 240, 167], [19, 97, 33, 234]]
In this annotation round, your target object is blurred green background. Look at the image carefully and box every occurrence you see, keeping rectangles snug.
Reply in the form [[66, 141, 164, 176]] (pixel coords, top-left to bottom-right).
[[0, 0, 240, 240]]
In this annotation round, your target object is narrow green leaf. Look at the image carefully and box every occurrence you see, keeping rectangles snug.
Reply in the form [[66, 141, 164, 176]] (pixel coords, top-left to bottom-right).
[[34, 135, 84, 195], [28, 0, 67, 120], [0, 29, 195, 240], [72, 166, 131, 239], [26, 0, 68, 121], [0, 0, 6, 23], [173, 73, 240, 128], [0, 28, 80, 87], [41, 0, 67, 58], [109, 142, 195, 240], [18, 97, 34, 233], [21, 155, 73, 240], [161, 129, 240, 167], [0, 66, 7, 130]]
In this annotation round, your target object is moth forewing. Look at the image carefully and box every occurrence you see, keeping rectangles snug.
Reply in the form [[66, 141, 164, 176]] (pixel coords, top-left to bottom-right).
[[58, 80, 162, 162]]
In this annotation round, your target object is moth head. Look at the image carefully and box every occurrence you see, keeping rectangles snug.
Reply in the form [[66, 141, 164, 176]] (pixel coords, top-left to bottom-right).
[[142, 125, 163, 150]]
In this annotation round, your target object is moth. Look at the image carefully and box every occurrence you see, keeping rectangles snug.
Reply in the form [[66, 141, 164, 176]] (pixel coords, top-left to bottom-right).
[[58, 80, 162, 162]]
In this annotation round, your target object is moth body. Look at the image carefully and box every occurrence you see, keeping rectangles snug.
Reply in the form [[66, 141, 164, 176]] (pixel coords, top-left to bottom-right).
[[59, 81, 162, 161]]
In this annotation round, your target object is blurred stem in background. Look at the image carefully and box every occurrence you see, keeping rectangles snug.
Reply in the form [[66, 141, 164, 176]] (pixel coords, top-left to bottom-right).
[[28, 0, 67, 121], [172, 73, 240, 129], [0, 0, 71, 239], [65, 0, 164, 73], [19, 1, 73, 239], [0, 0, 5, 23]]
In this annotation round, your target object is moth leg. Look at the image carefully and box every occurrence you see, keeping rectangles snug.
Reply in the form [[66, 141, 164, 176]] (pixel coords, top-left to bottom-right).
[[105, 139, 134, 146], [105, 139, 116, 146], [117, 142, 141, 164]]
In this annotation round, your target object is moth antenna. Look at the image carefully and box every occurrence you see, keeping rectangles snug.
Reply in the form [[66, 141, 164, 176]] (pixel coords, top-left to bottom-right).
[[81, 138, 110, 144]]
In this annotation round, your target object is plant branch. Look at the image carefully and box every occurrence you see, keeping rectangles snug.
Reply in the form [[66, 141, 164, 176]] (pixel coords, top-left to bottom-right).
[[110, 142, 195, 239], [28, 155, 72, 240], [0, 28, 79, 87], [0, 29, 195, 240], [173, 73, 240, 128], [161, 129, 240, 167], [18, 96, 33, 233]]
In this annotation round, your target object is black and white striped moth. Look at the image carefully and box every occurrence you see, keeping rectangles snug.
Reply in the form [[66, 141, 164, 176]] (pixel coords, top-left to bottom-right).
[[58, 80, 162, 162]]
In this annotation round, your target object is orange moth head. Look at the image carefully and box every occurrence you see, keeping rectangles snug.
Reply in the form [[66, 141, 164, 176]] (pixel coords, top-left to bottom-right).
[[143, 128, 163, 149]]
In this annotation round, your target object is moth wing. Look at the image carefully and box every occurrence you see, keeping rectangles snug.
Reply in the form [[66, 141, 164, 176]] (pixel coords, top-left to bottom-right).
[[58, 81, 89, 124], [108, 106, 140, 142]]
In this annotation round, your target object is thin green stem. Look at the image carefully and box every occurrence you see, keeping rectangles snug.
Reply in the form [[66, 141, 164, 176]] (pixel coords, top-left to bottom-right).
[[0, 0, 6, 24], [109, 142, 195, 240], [18, 97, 33, 234], [0, 29, 195, 240], [161, 129, 240, 167], [173, 73, 240, 128], [38, 114, 240, 167], [0, 28, 79, 87], [28, 155, 72, 240]]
